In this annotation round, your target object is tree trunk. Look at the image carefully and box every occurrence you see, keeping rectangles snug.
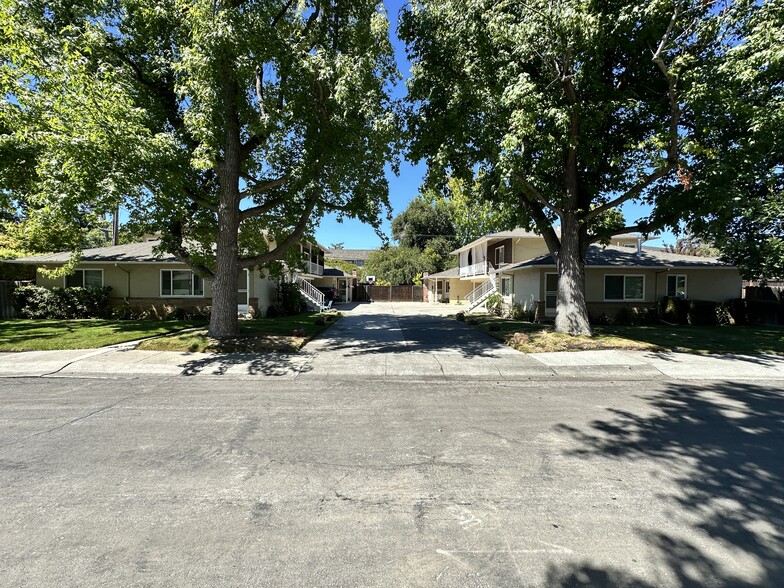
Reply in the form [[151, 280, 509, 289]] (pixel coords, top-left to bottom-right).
[[554, 213, 592, 336], [208, 203, 240, 338], [208, 64, 243, 339]]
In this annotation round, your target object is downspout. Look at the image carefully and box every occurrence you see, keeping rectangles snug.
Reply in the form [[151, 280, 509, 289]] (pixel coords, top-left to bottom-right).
[[115, 263, 131, 301]]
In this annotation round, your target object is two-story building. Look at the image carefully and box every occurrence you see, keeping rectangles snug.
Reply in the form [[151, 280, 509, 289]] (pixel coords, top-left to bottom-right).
[[425, 228, 742, 319]]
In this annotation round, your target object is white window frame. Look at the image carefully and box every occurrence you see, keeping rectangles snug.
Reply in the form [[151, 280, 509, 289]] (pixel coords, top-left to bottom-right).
[[500, 276, 511, 297], [544, 272, 558, 313], [604, 274, 645, 302], [667, 274, 687, 299], [160, 269, 204, 298], [495, 246, 505, 267], [64, 268, 103, 288]]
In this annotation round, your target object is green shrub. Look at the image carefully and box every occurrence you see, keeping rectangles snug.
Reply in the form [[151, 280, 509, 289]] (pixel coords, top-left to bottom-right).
[[314, 318, 325, 326], [661, 296, 688, 325], [486, 293, 503, 316], [12, 285, 112, 319], [488, 323, 501, 332], [509, 303, 533, 322], [687, 300, 718, 326], [112, 303, 134, 320], [275, 281, 307, 315], [746, 298, 781, 324], [724, 298, 747, 325], [455, 312, 465, 322]]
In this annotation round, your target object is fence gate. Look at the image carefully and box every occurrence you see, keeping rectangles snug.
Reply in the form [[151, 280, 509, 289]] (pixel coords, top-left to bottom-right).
[[0, 281, 20, 318]]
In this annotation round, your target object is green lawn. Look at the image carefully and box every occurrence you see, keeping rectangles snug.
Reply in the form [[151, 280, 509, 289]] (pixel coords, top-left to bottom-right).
[[594, 324, 784, 356], [137, 311, 342, 353], [461, 314, 783, 356], [0, 319, 208, 351]]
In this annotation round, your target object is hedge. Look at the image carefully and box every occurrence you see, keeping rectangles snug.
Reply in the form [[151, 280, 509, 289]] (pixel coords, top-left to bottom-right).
[[12, 285, 113, 319]]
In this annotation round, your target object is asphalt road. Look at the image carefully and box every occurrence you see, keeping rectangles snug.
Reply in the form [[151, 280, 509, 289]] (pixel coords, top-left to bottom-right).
[[2, 374, 783, 587]]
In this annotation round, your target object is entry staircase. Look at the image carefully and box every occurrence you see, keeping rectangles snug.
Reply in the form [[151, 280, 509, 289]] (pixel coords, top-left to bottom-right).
[[466, 275, 497, 311], [298, 277, 327, 311]]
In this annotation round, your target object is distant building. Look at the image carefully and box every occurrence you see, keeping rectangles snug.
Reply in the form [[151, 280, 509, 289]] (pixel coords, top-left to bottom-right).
[[325, 248, 376, 268]]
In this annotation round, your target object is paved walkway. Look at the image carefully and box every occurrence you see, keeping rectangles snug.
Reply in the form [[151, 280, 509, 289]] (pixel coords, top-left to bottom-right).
[[0, 302, 782, 380]]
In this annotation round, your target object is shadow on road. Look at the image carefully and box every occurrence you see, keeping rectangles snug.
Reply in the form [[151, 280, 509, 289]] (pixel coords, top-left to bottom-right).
[[178, 353, 313, 377], [549, 381, 784, 587]]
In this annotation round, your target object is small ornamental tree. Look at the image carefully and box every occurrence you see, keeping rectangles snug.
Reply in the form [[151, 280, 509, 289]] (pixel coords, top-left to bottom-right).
[[1, 0, 399, 337]]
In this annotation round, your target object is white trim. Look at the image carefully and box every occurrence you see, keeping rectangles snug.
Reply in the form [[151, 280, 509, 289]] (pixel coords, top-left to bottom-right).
[[667, 274, 688, 298], [544, 272, 558, 316], [495, 246, 505, 267], [160, 269, 205, 298], [604, 274, 645, 302], [63, 268, 104, 288], [237, 269, 249, 312]]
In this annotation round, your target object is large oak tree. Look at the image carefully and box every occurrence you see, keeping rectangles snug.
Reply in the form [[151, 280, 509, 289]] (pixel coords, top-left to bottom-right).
[[400, 0, 779, 334], [1, 0, 398, 337]]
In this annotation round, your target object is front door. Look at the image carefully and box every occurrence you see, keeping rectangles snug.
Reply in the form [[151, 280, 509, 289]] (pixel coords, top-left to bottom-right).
[[337, 278, 349, 302], [237, 269, 249, 313], [545, 272, 558, 317]]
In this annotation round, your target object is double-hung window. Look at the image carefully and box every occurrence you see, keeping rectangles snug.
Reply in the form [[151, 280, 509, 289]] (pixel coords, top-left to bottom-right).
[[500, 277, 511, 296], [604, 275, 644, 301], [667, 275, 687, 298], [65, 269, 103, 288], [161, 270, 204, 297], [494, 246, 505, 267]]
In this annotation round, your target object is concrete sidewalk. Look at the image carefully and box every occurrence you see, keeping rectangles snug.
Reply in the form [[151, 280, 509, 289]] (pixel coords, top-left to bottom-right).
[[0, 345, 782, 381]]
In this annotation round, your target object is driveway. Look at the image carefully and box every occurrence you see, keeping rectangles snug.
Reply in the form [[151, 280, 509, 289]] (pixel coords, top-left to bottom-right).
[[301, 302, 554, 379]]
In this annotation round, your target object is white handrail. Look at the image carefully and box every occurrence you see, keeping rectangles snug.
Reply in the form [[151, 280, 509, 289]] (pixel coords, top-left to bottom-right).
[[298, 278, 325, 308], [467, 278, 496, 305], [459, 261, 488, 278]]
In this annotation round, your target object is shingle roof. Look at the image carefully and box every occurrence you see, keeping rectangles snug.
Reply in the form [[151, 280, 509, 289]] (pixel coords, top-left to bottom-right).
[[325, 248, 376, 261], [323, 265, 351, 277], [505, 245, 735, 271], [9, 240, 179, 264], [427, 266, 461, 279], [451, 228, 641, 254]]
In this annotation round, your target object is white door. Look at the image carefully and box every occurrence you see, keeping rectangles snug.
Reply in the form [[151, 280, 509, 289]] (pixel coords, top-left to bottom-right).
[[237, 269, 249, 313]]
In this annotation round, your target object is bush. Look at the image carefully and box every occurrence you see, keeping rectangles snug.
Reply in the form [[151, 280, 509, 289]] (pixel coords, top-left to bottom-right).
[[746, 298, 781, 324], [509, 303, 533, 322], [687, 300, 718, 326], [486, 293, 503, 316], [661, 296, 689, 325], [12, 285, 112, 319], [275, 281, 307, 316], [112, 303, 134, 320], [488, 323, 501, 332], [455, 312, 465, 322], [314, 318, 325, 326]]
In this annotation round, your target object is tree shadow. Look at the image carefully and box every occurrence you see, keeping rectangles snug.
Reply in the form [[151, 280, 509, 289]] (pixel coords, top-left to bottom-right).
[[312, 310, 510, 358], [550, 381, 784, 587], [178, 352, 313, 377]]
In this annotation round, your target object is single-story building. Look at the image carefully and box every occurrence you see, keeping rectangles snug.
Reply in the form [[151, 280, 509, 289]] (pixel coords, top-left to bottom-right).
[[8, 238, 337, 315]]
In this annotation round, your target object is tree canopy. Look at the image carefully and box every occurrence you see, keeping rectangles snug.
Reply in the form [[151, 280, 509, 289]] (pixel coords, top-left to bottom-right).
[[1, 0, 399, 336], [364, 245, 434, 285], [400, 0, 782, 333]]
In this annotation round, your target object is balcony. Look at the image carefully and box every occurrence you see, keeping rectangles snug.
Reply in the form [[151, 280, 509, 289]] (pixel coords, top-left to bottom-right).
[[459, 261, 490, 278], [304, 260, 324, 276]]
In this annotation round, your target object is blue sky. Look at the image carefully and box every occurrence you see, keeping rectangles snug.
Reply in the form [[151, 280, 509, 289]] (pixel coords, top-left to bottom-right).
[[313, 0, 676, 250]]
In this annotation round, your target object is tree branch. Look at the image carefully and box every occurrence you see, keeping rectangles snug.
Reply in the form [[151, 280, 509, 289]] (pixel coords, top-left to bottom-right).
[[511, 171, 563, 217], [238, 192, 289, 222], [516, 193, 561, 256], [652, 6, 681, 166], [271, 0, 297, 27], [587, 222, 653, 245], [581, 167, 671, 222], [238, 196, 318, 268]]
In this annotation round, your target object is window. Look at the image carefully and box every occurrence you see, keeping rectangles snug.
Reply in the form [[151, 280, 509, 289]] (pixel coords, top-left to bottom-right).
[[65, 269, 103, 288], [501, 277, 511, 296], [161, 270, 204, 297], [605, 275, 644, 301], [545, 273, 558, 311], [667, 275, 687, 298], [495, 246, 505, 267]]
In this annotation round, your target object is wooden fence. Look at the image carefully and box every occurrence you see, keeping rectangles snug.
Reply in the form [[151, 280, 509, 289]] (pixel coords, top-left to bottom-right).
[[352, 284, 425, 303], [0, 280, 21, 318]]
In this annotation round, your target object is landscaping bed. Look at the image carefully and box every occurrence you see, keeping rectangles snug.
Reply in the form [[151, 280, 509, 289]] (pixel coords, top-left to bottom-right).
[[137, 311, 342, 353], [457, 314, 783, 355]]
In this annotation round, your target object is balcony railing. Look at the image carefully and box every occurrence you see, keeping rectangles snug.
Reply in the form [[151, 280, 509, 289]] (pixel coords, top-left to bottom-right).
[[459, 261, 490, 278], [303, 261, 324, 276]]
